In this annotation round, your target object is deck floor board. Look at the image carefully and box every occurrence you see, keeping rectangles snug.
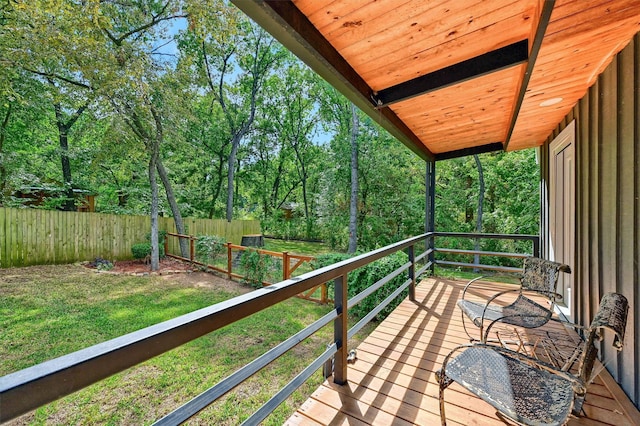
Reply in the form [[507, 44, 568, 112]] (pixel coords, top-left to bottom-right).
[[286, 277, 640, 425]]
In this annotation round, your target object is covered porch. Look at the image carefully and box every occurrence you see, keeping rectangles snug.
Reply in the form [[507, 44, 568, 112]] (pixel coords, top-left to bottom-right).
[[288, 278, 639, 425]]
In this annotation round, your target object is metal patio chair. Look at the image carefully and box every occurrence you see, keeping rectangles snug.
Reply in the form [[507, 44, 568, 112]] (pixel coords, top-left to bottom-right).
[[457, 256, 571, 342], [438, 292, 628, 426]]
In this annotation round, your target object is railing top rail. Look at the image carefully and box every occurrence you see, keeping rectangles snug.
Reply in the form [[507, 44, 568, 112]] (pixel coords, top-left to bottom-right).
[[0, 232, 432, 422]]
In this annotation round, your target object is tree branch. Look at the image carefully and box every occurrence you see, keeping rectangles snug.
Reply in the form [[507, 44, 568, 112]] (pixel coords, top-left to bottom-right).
[[22, 67, 92, 90]]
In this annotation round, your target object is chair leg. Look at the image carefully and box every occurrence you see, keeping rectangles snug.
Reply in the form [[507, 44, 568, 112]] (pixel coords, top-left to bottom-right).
[[439, 379, 448, 426]]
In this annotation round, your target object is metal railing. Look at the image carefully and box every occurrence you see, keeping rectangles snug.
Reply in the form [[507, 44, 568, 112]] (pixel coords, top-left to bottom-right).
[[434, 231, 539, 273], [0, 231, 538, 424]]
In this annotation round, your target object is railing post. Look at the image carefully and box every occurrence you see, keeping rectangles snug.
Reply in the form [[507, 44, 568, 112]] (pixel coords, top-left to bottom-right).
[[333, 274, 348, 385], [533, 236, 540, 258], [408, 244, 416, 301], [190, 237, 195, 262], [283, 251, 290, 280], [429, 234, 435, 274], [425, 160, 436, 274], [227, 242, 233, 280]]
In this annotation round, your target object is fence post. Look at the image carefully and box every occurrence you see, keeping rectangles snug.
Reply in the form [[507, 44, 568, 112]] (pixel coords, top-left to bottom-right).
[[164, 237, 169, 259], [333, 274, 348, 385], [408, 244, 415, 302], [283, 251, 290, 280], [321, 284, 328, 304], [226, 242, 233, 280], [189, 237, 195, 262], [532, 237, 540, 258]]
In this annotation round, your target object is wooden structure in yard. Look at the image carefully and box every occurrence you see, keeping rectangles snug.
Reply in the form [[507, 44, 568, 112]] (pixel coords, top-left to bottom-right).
[[233, 0, 640, 412], [0, 207, 260, 267], [13, 186, 96, 212], [164, 232, 326, 303]]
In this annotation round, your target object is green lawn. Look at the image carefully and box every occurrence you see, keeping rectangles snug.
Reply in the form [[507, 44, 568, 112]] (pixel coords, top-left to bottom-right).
[[263, 238, 332, 256], [0, 264, 373, 425]]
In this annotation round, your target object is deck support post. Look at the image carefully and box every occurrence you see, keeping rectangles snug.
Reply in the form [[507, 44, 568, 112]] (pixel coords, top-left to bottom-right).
[[333, 274, 348, 385], [426, 160, 436, 273]]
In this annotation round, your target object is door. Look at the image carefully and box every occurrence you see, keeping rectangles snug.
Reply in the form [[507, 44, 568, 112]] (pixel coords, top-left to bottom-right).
[[549, 121, 575, 316]]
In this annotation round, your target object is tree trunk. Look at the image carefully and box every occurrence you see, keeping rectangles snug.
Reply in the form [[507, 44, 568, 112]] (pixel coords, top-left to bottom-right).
[[156, 158, 188, 258], [149, 144, 160, 271], [473, 154, 485, 269], [226, 134, 241, 222], [54, 103, 76, 211], [348, 103, 359, 254], [207, 150, 226, 219], [0, 103, 12, 202]]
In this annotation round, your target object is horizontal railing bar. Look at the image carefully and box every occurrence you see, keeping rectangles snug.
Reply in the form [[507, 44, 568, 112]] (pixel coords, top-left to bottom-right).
[[0, 232, 431, 422], [348, 278, 411, 340], [415, 249, 431, 263], [435, 260, 521, 273], [416, 261, 433, 278], [242, 343, 338, 425], [154, 309, 339, 425], [435, 231, 538, 241], [435, 248, 529, 258], [229, 244, 285, 258], [348, 261, 411, 309], [166, 232, 194, 239]]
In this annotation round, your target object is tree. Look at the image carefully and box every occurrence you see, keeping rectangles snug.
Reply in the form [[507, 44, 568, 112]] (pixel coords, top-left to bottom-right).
[[261, 60, 322, 227], [348, 103, 359, 254], [185, 6, 284, 221], [473, 154, 485, 268]]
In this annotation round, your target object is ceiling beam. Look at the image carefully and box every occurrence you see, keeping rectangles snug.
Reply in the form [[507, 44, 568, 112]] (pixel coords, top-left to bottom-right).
[[372, 40, 529, 108], [434, 142, 504, 161], [503, 0, 556, 150], [232, 0, 435, 161]]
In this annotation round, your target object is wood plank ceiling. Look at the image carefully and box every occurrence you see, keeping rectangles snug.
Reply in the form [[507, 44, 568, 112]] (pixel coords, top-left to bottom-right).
[[233, 0, 640, 161]]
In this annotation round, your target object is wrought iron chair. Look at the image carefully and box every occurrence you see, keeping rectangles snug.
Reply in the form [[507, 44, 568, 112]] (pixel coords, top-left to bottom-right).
[[457, 256, 571, 342], [438, 292, 628, 426]]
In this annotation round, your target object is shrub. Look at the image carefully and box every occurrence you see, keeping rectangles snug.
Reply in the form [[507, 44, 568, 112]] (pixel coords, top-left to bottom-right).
[[240, 249, 275, 288], [136, 230, 166, 258], [90, 257, 114, 271], [314, 251, 409, 321], [195, 235, 226, 264], [131, 243, 151, 260]]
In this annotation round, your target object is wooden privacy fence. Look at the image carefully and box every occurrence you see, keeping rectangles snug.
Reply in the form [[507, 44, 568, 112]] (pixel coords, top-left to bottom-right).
[[0, 207, 260, 268], [165, 232, 328, 304]]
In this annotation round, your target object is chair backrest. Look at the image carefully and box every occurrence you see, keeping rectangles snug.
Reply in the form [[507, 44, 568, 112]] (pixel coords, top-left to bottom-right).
[[519, 257, 571, 296], [578, 292, 629, 384]]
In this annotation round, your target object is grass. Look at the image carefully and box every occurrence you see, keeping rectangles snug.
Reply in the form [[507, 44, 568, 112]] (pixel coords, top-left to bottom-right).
[[0, 264, 375, 425], [263, 238, 332, 256]]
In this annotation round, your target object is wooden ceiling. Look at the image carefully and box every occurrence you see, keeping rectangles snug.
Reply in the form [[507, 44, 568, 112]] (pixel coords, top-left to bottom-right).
[[233, 0, 640, 161]]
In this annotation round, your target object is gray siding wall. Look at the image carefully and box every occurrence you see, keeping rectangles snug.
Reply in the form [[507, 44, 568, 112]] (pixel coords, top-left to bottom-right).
[[540, 33, 639, 408]]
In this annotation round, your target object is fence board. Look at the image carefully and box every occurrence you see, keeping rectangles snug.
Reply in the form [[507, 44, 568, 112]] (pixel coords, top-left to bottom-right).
[[0, 208, 260, 268]]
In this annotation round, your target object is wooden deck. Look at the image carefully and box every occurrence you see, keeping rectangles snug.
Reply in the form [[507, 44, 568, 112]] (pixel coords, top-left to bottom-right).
[[286, 277, 640, 426]]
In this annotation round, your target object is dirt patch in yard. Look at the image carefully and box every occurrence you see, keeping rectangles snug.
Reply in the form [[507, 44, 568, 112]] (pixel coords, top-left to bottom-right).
[[85, 257, 194, 275]]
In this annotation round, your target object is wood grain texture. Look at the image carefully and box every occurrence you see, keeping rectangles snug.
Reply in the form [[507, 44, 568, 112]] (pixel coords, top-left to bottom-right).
[[286, 278, 640, 425]]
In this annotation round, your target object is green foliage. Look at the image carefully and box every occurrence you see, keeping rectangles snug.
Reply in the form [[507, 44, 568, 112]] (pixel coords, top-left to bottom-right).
[[0, 0, 540, 270], [131, 243, 151, 260], [195, 235, 226, 263], [314, 251, 409, 321], [240, 249, 276, 288], [90, 257, 114, 271], [261, 212, 321, 241]]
